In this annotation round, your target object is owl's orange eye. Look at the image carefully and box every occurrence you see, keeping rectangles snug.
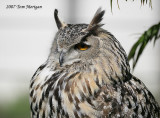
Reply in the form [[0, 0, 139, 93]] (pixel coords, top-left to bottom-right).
[[76, 43, 90, 51]]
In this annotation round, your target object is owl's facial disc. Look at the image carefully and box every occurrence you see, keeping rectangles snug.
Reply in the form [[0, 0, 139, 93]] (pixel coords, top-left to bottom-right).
[[58, 48, 81, 67], [57, 34, 100, 68], [54, 24, 101, 67], [58, 42, 90, 67]]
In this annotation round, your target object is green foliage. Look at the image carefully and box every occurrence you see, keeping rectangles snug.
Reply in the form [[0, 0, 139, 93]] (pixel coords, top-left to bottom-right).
[[110, 0, 152, 11], [109, 0, 160, 70], [140, 0, 152, 7], [128, 22, 160, 69], [0, 95, 30, 118]]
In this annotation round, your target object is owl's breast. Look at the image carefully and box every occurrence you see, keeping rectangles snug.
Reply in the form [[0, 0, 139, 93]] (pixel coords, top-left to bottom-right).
[[30, 64, 103, 118], [49, 71, 102, 118]]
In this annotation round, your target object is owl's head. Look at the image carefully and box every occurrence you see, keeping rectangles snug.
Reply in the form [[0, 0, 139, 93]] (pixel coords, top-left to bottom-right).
[[49, 8, 130, 75]]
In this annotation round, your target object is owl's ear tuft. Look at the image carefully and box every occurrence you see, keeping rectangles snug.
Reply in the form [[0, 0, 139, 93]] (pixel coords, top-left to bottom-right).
[[86, 8, 105, 32], [54, 9, 67, 29]]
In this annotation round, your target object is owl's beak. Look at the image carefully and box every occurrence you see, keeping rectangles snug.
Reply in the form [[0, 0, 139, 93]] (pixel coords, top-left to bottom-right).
[[59, 51, 64, 66]]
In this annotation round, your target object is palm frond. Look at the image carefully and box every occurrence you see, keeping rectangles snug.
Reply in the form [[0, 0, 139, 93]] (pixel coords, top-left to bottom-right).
[[128, 22, 160, 69], [110, 0, 152, 11]]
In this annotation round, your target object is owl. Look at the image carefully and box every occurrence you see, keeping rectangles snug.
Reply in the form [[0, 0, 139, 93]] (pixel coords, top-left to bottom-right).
[[29, 8, 160, 118]]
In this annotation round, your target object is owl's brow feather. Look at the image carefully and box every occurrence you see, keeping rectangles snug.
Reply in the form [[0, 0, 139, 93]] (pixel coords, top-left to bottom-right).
[[79, 33, 92, 43]]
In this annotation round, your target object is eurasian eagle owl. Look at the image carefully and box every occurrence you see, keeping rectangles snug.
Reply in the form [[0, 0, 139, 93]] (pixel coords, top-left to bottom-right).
[[29, 8, 160, 118]]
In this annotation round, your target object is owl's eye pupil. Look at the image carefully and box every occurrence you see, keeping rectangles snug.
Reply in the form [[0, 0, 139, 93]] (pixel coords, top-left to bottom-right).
[[81, 43, 85, 48], [75, 43, 90, 51]]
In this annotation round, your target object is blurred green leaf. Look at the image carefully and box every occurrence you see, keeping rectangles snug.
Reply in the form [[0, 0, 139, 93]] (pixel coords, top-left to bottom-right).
[[128, 22, 160, 69], [128, 36, 144, 61], [117, 0, 120, 9], [110, 0, 113, 12], [110, 0, 152, 12]]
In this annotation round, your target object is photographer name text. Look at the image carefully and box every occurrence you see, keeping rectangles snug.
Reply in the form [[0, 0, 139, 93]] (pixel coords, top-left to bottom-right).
[[6, 5, 42, 10]]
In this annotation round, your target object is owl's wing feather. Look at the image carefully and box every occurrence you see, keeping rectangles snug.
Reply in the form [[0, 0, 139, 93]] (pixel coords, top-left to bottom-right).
[[94, 75, 160, 117]]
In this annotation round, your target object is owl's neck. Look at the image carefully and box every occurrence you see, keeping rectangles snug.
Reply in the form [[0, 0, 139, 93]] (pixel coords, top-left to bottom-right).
[[47, 52, 131, 85], [46, 58, 131, 89]]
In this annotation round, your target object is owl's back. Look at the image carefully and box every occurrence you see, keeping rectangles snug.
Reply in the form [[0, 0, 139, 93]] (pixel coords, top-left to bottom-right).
[[94, 76, 160, 117]]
